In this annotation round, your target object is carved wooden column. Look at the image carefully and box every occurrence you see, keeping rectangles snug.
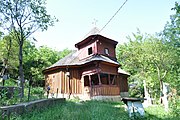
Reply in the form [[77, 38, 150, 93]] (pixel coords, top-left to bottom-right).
[[89, 75, 92, 97], [98, 73, 102, 85]]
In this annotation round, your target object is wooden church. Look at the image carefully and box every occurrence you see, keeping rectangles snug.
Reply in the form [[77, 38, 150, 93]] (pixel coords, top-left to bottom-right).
[[43, 30, 129, 100]]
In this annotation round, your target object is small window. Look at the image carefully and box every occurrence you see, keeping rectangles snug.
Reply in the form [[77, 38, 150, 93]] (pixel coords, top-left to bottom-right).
[[104, 48, 109, 55], [88, 47, 93, 55]]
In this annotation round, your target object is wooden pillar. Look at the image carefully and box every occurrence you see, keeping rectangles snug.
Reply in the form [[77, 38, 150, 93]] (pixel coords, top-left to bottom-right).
[[112, 75, 116, 85], [89, 75, 91, 87], [68, 74, 71, 99], [108, 74, 111, 85], [89, 75, 92, 97], [98, 73, 102, 85], [81, 75, 84, 94]]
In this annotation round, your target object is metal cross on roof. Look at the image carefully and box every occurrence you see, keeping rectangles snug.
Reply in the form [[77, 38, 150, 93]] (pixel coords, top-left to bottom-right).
[[92, 19, 98, 27]]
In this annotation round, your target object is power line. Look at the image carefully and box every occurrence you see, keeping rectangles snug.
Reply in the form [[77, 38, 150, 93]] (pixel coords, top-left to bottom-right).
[[99, 0, 128, 32]]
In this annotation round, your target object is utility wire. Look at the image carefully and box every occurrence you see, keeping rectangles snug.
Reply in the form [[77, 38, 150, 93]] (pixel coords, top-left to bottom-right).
[[99, 0, 128, 32]]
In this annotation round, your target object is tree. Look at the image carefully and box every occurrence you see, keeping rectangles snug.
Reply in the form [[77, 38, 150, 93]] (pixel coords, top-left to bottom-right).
[[116, 30, 175, 99], [162, 2, 180, 94], [0, 0, 58, 97], [0, 33, 19, 85], [23, 45, 72, 86]]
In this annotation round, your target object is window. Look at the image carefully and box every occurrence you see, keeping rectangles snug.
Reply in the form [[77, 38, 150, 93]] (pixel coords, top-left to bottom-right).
[[88, 47, 93, 55], [104, 48, 109, 55]]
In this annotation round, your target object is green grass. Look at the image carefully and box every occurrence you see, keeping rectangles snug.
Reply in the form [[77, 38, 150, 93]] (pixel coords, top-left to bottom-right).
[[9, 100, 179, 120], [145, 105, 179, 120]]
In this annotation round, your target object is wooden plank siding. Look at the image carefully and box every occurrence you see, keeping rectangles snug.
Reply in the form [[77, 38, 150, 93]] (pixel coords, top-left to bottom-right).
[[92, 85, 120, 96], [70, 69, 82, 94], [45, 69, 82, 95], [97, 39, 116, 59], [116, 75, 129, 92], [99, 63, 118, 74]]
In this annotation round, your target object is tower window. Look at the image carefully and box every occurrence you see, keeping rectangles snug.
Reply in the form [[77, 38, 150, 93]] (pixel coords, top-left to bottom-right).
[[104, 48, 109, 55], [88, 47, 93, 55]]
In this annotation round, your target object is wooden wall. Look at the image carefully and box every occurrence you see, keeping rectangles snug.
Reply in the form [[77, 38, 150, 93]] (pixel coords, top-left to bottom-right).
[[99, 63, 118, 74], [77, 35, 117, 60], [70, 69, 82, 94], [78, 40, 97, 60], [116, 74, 129, 92], [97, 39, 116, 58], [45, 69, 82, 95]]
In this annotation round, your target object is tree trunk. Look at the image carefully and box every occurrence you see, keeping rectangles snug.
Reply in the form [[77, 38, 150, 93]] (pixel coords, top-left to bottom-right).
[[19, 42, 24, 98], [156, 65, 163, 94]]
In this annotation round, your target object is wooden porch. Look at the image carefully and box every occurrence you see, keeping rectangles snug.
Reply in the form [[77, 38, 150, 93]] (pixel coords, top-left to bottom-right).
[[85, 85, 120, 96]]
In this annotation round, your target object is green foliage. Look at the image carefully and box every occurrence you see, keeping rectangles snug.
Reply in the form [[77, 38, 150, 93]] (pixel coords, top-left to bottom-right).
[[116, 2, 180, 100], [128, 74, 144, 98], [0, 33, 19, 80], [0, 0, 58, 97], [0, 87, 46, 106], [29, 87, 45, 100], [169, 95, 180, 117], [116, 27, 179, 100], [1, 32, 72, 86], [3, 78, 17, 86], [0, 88, 8, 106], [0, 0, 58, 36], [17, 87, 45, 102], [23, 44, 72, 86], [162, 2, 180, 94], [0, 87, 20, 106]]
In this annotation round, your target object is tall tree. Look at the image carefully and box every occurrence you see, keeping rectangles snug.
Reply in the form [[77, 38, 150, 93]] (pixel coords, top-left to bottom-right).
[[0, 0, 58, 97], [23, 45, 72, 86], [116, 30, 175, 99], [162, 2, 180, 93], [0, 33, 19, 85]]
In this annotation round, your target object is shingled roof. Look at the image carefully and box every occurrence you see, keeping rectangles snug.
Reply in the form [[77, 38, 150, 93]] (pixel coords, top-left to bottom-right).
[[118, 68, 130, 76], [45, 50, 119, 71]]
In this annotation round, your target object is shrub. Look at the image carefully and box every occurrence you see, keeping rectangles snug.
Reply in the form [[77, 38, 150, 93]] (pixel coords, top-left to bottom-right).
[[169, 95, 180, 117]]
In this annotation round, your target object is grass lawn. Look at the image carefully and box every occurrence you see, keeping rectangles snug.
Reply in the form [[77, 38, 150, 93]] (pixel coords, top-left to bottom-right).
[[10, 100, 179, 120]]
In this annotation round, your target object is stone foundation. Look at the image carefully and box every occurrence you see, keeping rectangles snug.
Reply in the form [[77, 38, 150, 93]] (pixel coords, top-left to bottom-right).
[[120, 92, 129, 97], [92, 96, 122, 101], [48, 93, 125, 102]]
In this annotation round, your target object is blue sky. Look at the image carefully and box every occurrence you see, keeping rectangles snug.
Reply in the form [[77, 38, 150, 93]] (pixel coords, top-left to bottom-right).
[[33, 0, 178, 50]]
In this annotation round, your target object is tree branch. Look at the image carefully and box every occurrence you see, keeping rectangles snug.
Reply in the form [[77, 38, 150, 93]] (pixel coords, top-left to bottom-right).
[[21, 9, 33, 24], [25, 26, 41, 38], [22, 20, 36, 28], [162, 70, 167, 79], [14, 0, 21, 27]]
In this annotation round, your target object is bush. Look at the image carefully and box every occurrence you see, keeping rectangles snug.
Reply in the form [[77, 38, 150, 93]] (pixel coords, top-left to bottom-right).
[[27, 87, 45, 101], [2, 78, 17, 86], [0, 87, 20, 106], [31, 87, 44, 95], [169, 95, 180, 117]]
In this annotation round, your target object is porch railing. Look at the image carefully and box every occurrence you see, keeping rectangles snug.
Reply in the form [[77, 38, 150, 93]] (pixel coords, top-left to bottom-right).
[[91, 85, 120, 96]]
